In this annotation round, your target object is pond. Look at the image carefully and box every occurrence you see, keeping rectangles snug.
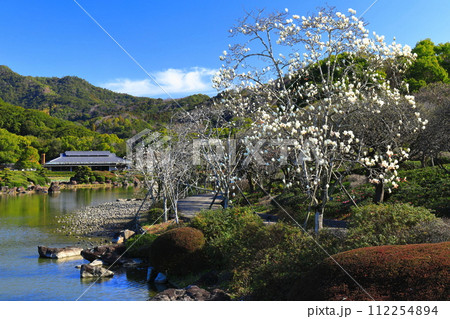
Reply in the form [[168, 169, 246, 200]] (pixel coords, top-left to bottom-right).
[[0, 188, 161, 301]]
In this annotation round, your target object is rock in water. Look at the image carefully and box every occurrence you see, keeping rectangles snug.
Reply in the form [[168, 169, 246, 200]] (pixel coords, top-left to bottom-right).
[[38, 246, 82, 259], [48, 182, 61, 193], [147, 267, 155, 282], [150, 285, 231, 301], [81, 244, 126, 263], [89, 259, 104, 266], [154, 272, 168, 284], [80, 264, 114, 278]]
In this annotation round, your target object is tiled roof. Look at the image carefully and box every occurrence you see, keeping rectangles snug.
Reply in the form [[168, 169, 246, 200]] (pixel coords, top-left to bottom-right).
[[44, 151, 130, 166], [64, 151, 113, 157]]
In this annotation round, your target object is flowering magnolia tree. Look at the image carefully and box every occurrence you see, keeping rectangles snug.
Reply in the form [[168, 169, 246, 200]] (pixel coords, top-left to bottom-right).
[[186, 102, 251, 208], [133, 128, 193, 223], [213, 7, 426, 231]]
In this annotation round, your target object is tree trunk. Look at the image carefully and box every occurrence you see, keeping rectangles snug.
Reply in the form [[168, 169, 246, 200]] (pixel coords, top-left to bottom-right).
[[174, 205, 179, 224], [374, 183, 385, 203], [420, 154, 427, 168], [163, 196, 168, 222], [247, 171, 255, 193], [314, 211, 323, 234]]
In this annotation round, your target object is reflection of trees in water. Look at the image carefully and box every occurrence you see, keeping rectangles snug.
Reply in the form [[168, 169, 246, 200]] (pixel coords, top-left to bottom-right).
[[0, 188, 136, 228]]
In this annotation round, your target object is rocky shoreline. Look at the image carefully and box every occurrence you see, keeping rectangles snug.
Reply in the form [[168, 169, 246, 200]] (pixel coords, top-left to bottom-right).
[[44, 198, 232, 301], [0, 180, 142, 196], [55, 200, 151, 239]]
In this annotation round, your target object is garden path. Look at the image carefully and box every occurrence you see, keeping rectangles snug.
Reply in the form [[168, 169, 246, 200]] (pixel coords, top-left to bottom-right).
[[177, 193, 223, 220]]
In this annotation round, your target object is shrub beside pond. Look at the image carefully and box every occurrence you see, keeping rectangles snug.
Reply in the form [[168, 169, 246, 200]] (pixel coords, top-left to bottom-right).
[[149, 227, 206, 276]]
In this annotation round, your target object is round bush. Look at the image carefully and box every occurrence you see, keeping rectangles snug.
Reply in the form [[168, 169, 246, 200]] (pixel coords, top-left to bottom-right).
[[149, 227, 205, 275], [125, 233, 158, 259], [288, 242, 450, 301]]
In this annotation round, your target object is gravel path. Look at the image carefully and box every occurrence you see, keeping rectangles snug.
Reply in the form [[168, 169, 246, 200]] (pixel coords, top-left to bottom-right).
[[55, 200, 151, 239]]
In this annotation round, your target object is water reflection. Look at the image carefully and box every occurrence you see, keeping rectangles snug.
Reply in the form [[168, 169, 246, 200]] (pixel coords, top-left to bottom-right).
[[0, 188, 154, 301]]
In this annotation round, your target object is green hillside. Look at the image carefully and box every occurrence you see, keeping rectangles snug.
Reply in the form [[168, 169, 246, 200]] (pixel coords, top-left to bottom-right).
[[0, 99, 125, 161], [0, 65, 210, 138]]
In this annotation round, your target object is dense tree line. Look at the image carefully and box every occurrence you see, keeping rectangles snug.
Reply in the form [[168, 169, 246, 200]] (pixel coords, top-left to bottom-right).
[[406, 39, 450, 91], [0, 100, 125, 165]]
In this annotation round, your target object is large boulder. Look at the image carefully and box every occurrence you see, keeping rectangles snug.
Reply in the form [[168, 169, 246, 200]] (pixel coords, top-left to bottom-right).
[[38, 246, 82, 259], [150, 285, 230, 301], [16, 186, 26, 193], [81, 244, 126, 265], [48, 182, 61, 193], [112, 229, 135, 244], [35, 186, 48, 193], [149, 227, 205, 275], [154, 272, 167, 284], [288, 242, 450, 301], [80, 264, 114, 278]]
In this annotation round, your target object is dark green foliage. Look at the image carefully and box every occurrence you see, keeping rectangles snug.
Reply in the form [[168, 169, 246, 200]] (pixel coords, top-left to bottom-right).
[[149, 227, 206, 275], [390, 165, 450, 217], [94, 174, 105, 183], [190, 207, 263, 267], [0, 169, 49, 187], [0, 128, 40, 168], [289, 242, 450, 300], [226, 223, 326, 300], [271, 189, 310, 222], [146, 208, 165, 225], [124, 233, 158, 259], [73, 166, 93, 183], [346, 203, 436, 247]]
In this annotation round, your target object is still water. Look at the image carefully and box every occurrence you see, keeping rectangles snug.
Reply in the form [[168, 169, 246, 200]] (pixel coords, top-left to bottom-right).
[[0, 188, 158, 301]]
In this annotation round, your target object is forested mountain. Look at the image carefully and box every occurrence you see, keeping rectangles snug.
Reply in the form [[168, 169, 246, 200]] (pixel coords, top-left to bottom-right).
[[0, 99, 125, 165], [0, 65, 210, 138]]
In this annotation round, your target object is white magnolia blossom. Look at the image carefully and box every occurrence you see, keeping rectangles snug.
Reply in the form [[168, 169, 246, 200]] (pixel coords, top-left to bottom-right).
[[212, 6, 424, 230]]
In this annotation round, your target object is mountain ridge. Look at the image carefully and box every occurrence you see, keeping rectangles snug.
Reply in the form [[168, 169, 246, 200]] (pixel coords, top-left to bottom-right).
[[0, 65, 211, 138]]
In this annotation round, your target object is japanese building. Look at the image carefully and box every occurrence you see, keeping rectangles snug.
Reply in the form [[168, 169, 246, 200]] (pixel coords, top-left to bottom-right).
[[44, 151, 130, 171]]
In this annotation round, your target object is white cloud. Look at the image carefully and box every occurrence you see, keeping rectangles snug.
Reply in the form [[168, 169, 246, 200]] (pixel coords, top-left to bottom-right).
[[102, 67, 217, 97]]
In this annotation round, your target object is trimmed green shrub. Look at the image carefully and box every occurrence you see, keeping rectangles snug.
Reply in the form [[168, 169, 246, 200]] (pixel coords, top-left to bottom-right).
[[289, 242, 450, 300], [89, 176, 96, 183], [124, 233, 158, 259], [346, 203, 436, 247], [190, 206, 263, 240], [73, 166, 92, 183], [190, 207, 263, 267], [149, 227, 206, 275]]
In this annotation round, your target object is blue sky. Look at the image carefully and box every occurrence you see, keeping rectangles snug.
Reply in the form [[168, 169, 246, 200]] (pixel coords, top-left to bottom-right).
[[0, 0, 449, 99]]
